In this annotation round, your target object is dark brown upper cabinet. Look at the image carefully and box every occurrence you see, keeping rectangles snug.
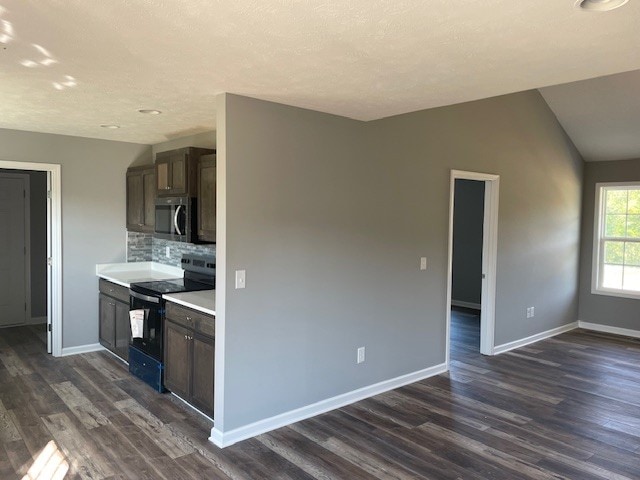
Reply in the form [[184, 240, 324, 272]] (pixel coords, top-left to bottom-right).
[[155, 147, 214, 197], [126, 165, 156, 233], [197, 153, 216, 243]]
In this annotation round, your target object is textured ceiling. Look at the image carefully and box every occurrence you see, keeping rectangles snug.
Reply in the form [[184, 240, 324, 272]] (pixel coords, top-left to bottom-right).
[[540, 70, 640, 162], [0, 0, 639, 145]]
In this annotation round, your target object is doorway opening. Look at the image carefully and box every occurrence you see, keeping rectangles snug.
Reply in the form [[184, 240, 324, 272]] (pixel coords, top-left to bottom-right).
[[0, 161, 61, 356], [446, 170, 499, 366]]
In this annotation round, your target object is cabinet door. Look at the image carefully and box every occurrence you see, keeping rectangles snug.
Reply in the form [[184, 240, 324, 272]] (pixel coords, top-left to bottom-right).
[[142, 169, 156, 231], [114, 300, 131, 361], [197, 156, 216, 242], [169, 155, 187, 195], [164, 320, 191, 400], [156, 160, 170, 193], [156, 154, 187, 196], [127, 166, 155, 233], [126, 172, 144, 230], [99, 293, 115, 351], [191, 333, 214, 417]]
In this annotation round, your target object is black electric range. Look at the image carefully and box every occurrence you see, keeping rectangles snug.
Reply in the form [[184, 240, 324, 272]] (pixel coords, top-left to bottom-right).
[[130, 276, 215, 297], [127, 253, 215, 391]]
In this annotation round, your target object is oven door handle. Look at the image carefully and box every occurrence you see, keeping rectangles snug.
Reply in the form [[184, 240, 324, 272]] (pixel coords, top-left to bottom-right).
[[129, 290, 161, 304], [174, 205, 183, 236]]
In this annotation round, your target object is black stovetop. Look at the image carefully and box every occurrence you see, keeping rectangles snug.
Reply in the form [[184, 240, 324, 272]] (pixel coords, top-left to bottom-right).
[[130, 277, 213, 296], [129, 253, 215, 298]]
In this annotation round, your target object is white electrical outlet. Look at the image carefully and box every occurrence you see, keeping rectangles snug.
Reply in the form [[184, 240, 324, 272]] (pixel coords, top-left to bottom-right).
[[420, 257, 427, 270], [526, 307, 535, 318], [357, 346, 365, 364], [530, 306, 535, 318], [235, 270, 246, 289], [165, 246, 170, 258]]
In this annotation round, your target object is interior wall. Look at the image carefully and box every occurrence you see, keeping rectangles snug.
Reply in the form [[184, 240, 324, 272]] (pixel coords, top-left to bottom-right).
[[578, 158, 640, 329], [371, 91, 583, 347], [452, 179, 485, 306], [219, 90, 583, 434], [221, 94, 371, 431], [0, 128, 151, 348]]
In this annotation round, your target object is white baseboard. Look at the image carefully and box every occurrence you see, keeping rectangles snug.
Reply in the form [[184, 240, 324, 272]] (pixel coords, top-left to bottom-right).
[[493, 322, 578, 355], [28, 316, 47, 325], [60, 343, 104, 356], [451, 300, 481, 310], [209, 362, 448, 448], [578, 321, 640, 339]]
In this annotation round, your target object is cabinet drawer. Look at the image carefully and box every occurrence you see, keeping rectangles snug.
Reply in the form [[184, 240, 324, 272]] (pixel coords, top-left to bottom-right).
[[99, 279, 130, 303], [128, 346, 164, 393], [165, 302, 215, 337]]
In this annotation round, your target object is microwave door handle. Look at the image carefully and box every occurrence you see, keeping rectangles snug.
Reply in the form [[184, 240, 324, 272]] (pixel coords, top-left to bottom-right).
[[174, 205, 183, 236]]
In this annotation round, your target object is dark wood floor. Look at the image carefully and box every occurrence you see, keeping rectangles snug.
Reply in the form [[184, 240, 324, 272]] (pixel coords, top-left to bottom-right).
[[2, 315, 640, 479]]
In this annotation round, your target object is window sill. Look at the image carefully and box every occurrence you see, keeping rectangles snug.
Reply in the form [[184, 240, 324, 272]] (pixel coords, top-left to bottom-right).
[[591, 288, 640, 301]]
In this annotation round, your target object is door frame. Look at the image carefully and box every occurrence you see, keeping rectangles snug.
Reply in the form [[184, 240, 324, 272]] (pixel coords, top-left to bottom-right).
[[0, 160, 62, 357], [445, 169, 499, 365]]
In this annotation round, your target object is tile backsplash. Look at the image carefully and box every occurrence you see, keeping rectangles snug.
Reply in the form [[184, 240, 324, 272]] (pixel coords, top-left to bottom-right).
[[127, 232, 153, 262], [126, 232, 215, 267]]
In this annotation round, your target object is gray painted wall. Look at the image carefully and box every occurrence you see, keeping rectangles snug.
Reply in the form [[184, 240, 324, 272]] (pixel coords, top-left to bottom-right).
[[578, 158, 640, 329], [371, 92, 583, 347], [0, 128, 151, 348], [219, 90, 583, 433], [452, 179, 485, 306]]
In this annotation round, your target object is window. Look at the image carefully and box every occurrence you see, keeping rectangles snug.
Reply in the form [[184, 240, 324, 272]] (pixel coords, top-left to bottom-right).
[[593, 183, 640, 298]]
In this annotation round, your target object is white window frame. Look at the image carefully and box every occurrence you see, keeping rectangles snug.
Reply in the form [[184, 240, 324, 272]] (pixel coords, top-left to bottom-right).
[[592, 181, 640, 300]]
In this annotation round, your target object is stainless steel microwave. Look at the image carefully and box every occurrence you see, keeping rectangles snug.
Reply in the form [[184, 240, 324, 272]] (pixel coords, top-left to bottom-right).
[[154, 196, 196, 243]]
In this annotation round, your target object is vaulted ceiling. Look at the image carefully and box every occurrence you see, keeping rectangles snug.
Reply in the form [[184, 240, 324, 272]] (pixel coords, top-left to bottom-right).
[[1, 0, 639, 151]]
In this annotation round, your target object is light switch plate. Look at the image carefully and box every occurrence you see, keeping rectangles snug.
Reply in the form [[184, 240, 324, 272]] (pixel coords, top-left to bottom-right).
[[357, 346, 365, 364], [235, 270, 246, 289], [420, 257, 427, 270]]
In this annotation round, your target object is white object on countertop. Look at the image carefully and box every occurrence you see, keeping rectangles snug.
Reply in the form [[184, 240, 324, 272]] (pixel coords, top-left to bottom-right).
[[130, 309, 145, 338]]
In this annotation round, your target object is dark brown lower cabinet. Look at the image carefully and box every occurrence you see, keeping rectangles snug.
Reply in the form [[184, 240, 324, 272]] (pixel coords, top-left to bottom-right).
[[164, 304, 215, 418], [191, 334, 215, 415], [164, 320, 191, 400], [99, 294, 116, 350], [98, 279, 131, 362]]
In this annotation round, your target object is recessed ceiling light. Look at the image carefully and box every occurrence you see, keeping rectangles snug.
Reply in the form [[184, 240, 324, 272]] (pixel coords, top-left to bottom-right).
[[100, 124, 120, 129], [575, 0, 629, 11], [138, 109, 162, 115]]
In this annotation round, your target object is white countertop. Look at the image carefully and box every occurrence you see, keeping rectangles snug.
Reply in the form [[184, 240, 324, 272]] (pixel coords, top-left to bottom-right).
[[96, 261, 184, 288], [164, 290, 216, 316]]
